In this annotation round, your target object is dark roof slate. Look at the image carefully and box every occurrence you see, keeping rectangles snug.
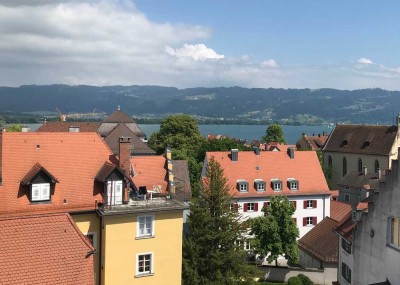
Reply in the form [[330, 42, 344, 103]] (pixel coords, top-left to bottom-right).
[[103, 109, 134, 123], [172, 160, 192, 201], [103, 123, 155, 155], [323, 124, 398, 155], [337, 171, 384, 190]]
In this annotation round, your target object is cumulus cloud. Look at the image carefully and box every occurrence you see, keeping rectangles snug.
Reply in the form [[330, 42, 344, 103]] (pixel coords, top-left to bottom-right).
[[357, 57, 374, 64], [166, 44, 224, 61], [0, 1, 400, 90]]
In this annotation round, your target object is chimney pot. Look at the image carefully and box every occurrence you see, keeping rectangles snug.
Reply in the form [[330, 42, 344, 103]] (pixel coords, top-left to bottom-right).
[[231, 149, 239, 161], [118, 137, 131, 177], [287, 147, 295, 159]]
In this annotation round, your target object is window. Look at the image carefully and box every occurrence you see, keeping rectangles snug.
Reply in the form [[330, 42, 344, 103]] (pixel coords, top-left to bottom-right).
[[328, 155, 332, 167], [244, 202, 257, 212], [106, 180, 123, 205], [303, 217, 317, 226], [237, 181, 248, 192], [342, 157, 347, 177], [245, 239, 252, 251], [254, 180, 266, 192], [358, 158, 362, 172], [375, 160, 380, 174], [137, 215, 154, 238], [388, 217, 400, 248], [304, 200, 317, 209], [288, 179, 299, 190], [136, 253, 153, 276], [341, 262, 352, 283], [271, 179, 282, 191], [31, 183, 50, 202], [344, 194, 350, 202], [341, 238, 351, 254]]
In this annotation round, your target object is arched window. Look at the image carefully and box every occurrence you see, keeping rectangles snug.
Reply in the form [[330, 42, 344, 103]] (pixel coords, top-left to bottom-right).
[[328, 155, 332, 167], [358, 158, 363, 172], [342, 157, 347, 177], [375, 160, 380, 173]]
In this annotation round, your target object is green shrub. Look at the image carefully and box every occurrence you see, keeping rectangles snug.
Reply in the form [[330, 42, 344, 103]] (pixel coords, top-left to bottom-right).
[[287, 276, 303, 285], [297, 274, 313, 285]]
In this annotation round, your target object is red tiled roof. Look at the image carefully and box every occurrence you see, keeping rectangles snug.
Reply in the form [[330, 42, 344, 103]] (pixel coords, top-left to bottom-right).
[[37, 122, 100, 132], [304, 135, 328, 150], [205, 150, 330, 197], [0, 213, 94, 285], [0, 132, 115, 215], [298, 217, 338, 263], [264, 143, 296, 152], [20, 162, 59, 185], [335, 214, 355, 241], [330, 200, 352, 222], [131, 156, 168, 194]]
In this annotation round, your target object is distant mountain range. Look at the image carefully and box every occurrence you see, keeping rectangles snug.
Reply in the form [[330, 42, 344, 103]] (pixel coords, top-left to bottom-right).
[[0, 85, 399, 124]]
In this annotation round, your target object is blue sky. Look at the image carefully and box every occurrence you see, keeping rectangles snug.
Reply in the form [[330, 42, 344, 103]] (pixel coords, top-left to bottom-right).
[[0, 0, 399, 89]]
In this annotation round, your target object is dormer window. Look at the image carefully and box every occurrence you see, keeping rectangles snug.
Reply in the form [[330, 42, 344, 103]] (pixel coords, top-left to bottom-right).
[[21, 163, 58, 203], [95, 162, 128, 206], [271, 179, 282, 191], [287, 178, 299, 190], [254, 180, 266, 192], [31, 183, 51, 201], [237, 180, 249, 192]]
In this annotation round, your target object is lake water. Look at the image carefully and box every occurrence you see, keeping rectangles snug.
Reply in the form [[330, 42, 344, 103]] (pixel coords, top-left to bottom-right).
[[26, 123, 332, 144]]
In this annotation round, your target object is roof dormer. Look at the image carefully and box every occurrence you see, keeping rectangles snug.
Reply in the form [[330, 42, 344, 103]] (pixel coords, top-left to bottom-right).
[[20, 163, 59, 203]]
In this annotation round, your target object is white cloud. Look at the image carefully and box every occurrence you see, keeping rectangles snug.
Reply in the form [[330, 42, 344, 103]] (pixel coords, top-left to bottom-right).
[[357, 57, 374, 64], [166, 44, 224, 61], [0, 1, 400, 90], [260, 59, 278, 68]]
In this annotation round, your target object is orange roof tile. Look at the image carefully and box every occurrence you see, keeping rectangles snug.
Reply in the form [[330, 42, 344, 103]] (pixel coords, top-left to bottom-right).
[[0, 213, 94, 285], [330, 200, 352, 222], [298, 217, 338, 263], [205, 150, 330, 197], [0, 132, 115, 215], [131, 156, 168, 194]]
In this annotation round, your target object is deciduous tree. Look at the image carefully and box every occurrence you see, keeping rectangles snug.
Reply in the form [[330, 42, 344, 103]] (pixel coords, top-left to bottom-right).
[[250, 196, 299, 265], [183, 158, 255, 285], [261, 124, 286, 144]]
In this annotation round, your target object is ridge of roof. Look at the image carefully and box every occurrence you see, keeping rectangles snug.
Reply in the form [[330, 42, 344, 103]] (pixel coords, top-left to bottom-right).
[[103, 109, 135, 123]]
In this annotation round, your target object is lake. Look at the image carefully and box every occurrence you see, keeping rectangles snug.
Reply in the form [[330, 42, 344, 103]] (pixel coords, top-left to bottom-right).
[[25, 123, 332, 144]]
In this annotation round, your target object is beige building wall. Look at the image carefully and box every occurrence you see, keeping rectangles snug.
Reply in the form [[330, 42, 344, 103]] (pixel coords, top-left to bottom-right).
[[101, 211, 183, 285], [323, 152, 389, 187], [72, 212, 101, 285]]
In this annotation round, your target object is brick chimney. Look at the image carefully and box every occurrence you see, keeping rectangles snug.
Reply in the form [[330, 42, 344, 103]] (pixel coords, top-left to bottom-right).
[[118, 137, 131, 177], [165, 146, 175, 194]]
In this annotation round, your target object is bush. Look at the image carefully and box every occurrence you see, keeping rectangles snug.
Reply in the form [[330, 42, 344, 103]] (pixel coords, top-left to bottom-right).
[[297, 274, 313, 285], [287, 276, 303, 285]]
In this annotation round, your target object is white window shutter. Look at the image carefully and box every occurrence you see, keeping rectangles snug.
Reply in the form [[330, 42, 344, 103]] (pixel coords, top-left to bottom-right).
[[115, 181, 123, 205], [41, 184, 50, 200], [31, 184, 41, 201]]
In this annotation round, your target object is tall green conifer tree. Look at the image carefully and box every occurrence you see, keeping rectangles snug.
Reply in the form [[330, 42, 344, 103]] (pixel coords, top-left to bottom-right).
[[183, 158, 255, 285]]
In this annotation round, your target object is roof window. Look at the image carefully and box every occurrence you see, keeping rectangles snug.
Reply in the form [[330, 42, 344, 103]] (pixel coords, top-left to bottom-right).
[[254, 179, 266, 192], [287, 178, 299, 190], [237, 180, 248, 192], [271, 179, 282, 191]]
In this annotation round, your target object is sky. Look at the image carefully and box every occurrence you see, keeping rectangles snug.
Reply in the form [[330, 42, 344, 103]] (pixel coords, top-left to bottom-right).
[[0, 0, 400, 90]]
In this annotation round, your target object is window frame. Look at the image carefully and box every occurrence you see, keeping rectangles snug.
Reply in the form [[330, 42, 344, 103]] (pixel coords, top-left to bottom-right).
[[306, 217, 314, 226], [306, 200, 315, 208], [341, 238, 352, 254], [237, 180, 249, 192], [106, 180, 124, 206], [247, 202, 255, 212], [271, 179, 282, 191], [254, 180, 266, 192], [341, 262, 352, 283], [136, 252, 154, 276], [137, 215, 155, 239], [388, 217, 400, 249], [288, 179, 299, 190], [31, 183, 51, 202]]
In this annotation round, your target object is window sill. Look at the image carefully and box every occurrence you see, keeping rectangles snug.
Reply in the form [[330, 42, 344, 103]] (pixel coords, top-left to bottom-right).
[[30, 200, 52, 205], [135, 273, 154, 278], [136, 235, 155, 240], [387, 243, 400, 252]]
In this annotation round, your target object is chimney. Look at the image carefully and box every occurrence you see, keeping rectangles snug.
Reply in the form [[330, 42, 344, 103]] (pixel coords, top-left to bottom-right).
[[165, 147, 175, 193], [68, 126, 80, 132], [318, 133, 321, 137], [231, 149, 239, 161], [21, 126, 30, 132], [287, 147, 294, 159], [363, 166, 367, 175], [118, 137, 131, 177], [378, 168, 381, 179], [253, 147, 260, 155]]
